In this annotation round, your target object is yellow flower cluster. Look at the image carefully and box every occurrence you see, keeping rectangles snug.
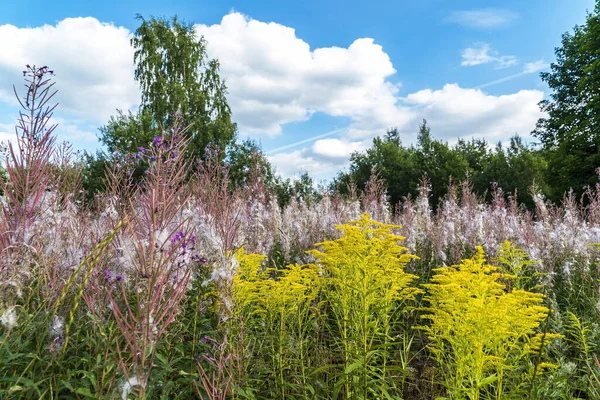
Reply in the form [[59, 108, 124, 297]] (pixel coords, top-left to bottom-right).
[[421, 247, 558, 399], [227, 215, 560, 399]]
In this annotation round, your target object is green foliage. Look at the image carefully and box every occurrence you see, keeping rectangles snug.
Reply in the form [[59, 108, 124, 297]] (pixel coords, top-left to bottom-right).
[[273, 172, 321, 208], [494, 240, 547, 291], [334, 127, 420, 206], [336, 121, 548, 209], [99, 109, 157, 155], [534, 1, 600, 200], [226, 139, 275, 190], [87, 14, 238, 199], [130, 15, 237, 158], [232, 248, 321, 399]]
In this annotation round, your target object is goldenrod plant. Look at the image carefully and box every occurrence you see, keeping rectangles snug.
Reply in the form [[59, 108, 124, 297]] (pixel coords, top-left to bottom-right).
[[421, 246, 559, 400], [232, 247, 321, 399], [309, 213, 421, 399]]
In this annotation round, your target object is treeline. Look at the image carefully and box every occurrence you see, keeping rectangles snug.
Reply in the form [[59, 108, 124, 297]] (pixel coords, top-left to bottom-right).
[[333, 121, 549, 209]]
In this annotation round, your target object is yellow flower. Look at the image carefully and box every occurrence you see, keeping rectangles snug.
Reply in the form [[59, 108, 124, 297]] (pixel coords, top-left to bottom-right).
[[420, 245, 557, 399]]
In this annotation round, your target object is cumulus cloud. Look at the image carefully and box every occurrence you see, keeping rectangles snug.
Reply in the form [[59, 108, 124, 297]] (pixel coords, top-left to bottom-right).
[[311, 138, 364, 160], [0, 117, 97, 152], [50, 117, 98, 145], [196, 12, 400, 137], [0, 122, 14, 146], [461, 43, 517, 68], [446, 8, 518, 29], [268, 149, 338, 179], [0, 17, 139, 123], [402, 84, 544, 142]]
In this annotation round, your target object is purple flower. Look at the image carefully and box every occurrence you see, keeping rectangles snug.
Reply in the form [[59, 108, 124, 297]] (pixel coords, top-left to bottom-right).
[[171, 231, 185, 244], [115, 274, 123, 282], [199, 257, 207, 265], [152, 136, 162, 146], [200, 335, 215, 343], [138, 146, 147, 153], [103, 269, 112, 281]]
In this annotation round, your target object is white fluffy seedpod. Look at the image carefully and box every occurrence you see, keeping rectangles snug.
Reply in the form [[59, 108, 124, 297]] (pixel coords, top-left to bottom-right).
[[0, 307, 18, 329], [50, 315, 65, 337], [120, 376, 140, 400]]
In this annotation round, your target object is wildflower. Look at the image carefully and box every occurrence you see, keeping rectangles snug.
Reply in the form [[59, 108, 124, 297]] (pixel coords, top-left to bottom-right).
[[152, 136, 162, 147], [49, 335, 64, 354], [420, 247, 559, 398], [0, 307, 17, 329], [115, 274, 123, 282], [171, 231, 185, 244], [103, 269, 112, 282], [138, 146, 146, 153], [200, 335, 215, 344]]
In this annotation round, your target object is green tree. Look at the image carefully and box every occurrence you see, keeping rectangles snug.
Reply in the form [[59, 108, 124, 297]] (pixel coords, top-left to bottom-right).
[[85, 15, 237, 198], [333, 128, 420, 206], [226, 139, 275, 190], [273, 172, 321, 208], [413, 120, 469, 206], [534, 2, 600, 200], [455, 137, 490, 193], [337, 122, 548, 210], [130, 15, 236, 157]]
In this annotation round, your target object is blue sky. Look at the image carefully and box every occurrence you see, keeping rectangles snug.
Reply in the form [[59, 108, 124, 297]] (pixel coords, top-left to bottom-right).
[[0, 0, 595, 180]]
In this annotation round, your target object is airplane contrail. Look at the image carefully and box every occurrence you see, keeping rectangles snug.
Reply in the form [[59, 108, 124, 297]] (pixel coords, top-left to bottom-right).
[[475, 64, 550, 89], [265, 127, 347, 155]]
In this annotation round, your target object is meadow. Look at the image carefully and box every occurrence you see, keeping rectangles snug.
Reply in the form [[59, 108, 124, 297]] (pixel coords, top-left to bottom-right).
[[0, 66, 599, 400]]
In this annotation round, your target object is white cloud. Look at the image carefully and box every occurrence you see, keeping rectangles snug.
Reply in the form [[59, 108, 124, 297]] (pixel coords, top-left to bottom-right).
[[268, 149, 339, 179], [461, 43, 517, 68], [402, 84, 544, 142], [0, 122, 14, 146], [0, 17, 139, 123], [446, 8, 518, 29], [523, 59, 550, 74], [196, 12, 400, 137], [0, 116, 97, 155], [312, 138, 365, 160], [50, 117, 98, 145]]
